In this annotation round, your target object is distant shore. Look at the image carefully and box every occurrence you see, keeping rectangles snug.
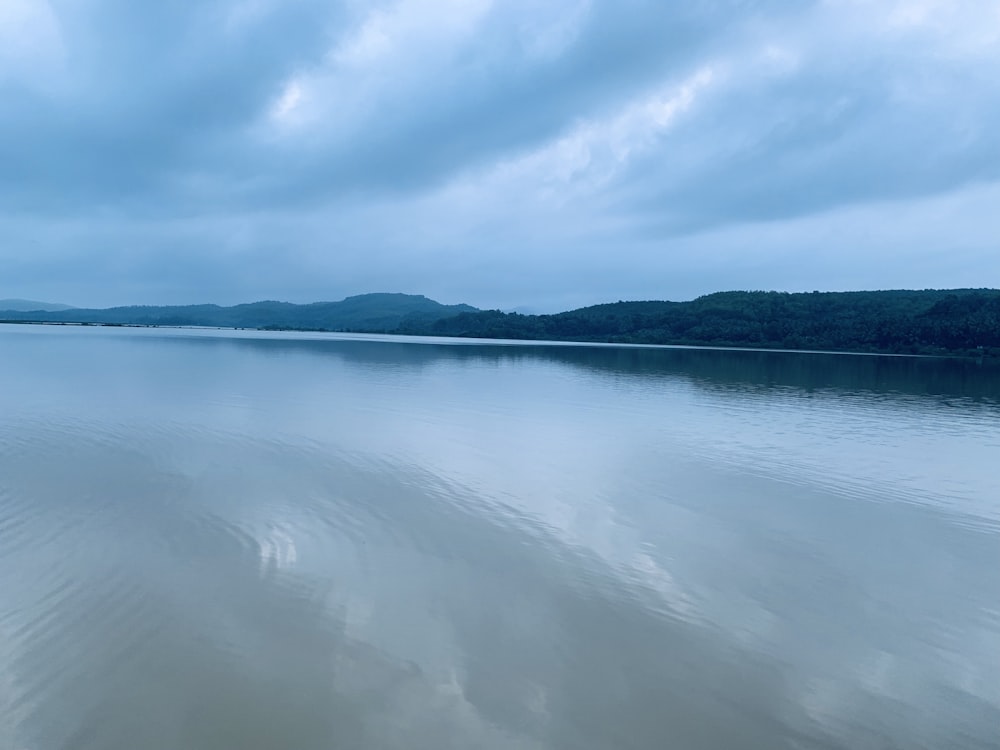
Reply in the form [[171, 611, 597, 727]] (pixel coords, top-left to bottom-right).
[[3, 316, 996, 361], [4, 288, 999, 358]]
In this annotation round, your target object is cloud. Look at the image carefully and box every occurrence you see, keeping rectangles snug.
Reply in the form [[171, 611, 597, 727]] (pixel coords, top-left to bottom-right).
[[0, 0, 997, 306], [617, 0, 1000, 231], [0, 0, 65, 82]]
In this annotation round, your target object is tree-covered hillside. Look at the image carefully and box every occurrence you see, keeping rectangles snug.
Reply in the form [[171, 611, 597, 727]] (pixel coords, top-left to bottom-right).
[[417, 289, 1000, 357], [5, 289, 999, 357]]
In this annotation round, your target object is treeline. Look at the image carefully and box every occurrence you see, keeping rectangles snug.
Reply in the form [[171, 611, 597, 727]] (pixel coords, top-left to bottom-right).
[[5, 288, 998, 357], [405, 289, 1000, 357], [0, 293, 476, 332]]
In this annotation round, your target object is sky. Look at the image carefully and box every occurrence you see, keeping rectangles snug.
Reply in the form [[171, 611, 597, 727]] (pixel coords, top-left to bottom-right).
[[1, 0, 999, 311]]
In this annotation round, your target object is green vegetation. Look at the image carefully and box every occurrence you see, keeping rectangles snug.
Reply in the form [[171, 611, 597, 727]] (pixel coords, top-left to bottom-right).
[[3, 289, 999, 357], [416, 289, 1000, 357]]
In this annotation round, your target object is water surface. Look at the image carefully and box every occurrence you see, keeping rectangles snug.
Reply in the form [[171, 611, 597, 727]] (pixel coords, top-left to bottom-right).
[[1, 325, 999, 749]]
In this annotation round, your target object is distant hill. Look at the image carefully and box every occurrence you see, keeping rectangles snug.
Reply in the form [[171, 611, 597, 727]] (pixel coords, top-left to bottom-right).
[[418, 289, 1000, 357], [5, 289, 1000, 357], [0, 298, 75, 312], [0, 293, 477, 331]]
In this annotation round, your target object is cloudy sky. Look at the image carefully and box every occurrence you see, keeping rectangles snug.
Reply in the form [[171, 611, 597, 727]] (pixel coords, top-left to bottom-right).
[[1, 0, 998, 310]]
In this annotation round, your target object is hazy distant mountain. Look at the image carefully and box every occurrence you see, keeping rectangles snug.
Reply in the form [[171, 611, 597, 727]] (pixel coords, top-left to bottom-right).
[[0, 298, 75, 312], [0, 293, 477, 331]]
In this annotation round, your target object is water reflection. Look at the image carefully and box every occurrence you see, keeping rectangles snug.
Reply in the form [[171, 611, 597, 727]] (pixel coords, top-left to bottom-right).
[[1, 325, 998, 749], [9, 324, 1000, 401]]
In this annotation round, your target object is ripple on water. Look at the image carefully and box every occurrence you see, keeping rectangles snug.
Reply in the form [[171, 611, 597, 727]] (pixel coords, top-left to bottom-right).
[[1, 334, 999, 749]]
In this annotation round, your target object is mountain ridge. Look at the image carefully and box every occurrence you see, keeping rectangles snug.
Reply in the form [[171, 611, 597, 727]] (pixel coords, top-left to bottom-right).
[[3, 289, 999, 357], [0, 298, 76, 312], [0, 293, 477, 331]]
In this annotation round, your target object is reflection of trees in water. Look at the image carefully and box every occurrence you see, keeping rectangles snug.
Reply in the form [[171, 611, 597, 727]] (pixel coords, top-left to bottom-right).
[[171, 333, 1000, 403]]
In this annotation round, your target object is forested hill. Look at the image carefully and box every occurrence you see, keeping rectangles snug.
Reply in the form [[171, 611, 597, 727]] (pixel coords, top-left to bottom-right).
[[0, 293, 477, 331], [4, 289, 999, 357], [417, 289, 1000, 357]]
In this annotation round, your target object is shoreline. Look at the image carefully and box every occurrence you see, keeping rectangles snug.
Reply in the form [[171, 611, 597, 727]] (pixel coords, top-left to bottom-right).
[[2, 318, 993, 361]]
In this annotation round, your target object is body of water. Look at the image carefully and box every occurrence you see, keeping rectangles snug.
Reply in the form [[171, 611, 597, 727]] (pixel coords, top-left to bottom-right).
[[1, 324, 998, 749]]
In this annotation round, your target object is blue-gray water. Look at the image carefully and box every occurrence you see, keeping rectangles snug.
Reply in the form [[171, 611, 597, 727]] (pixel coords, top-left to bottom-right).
[[1, 324, 999, 749]]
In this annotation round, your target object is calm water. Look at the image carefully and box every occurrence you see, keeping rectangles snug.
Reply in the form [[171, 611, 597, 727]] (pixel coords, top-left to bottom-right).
[[1, 324, 999, 750]]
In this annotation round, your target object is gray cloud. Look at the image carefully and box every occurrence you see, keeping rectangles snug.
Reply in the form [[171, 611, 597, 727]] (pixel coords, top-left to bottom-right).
[[1, 0, 998, 307], [622, 18, 1000, 231]]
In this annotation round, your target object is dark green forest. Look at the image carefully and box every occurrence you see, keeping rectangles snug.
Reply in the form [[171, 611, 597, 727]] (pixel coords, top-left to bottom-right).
[[3, 289, 999, 357], [415, 289, 1000, 357]]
